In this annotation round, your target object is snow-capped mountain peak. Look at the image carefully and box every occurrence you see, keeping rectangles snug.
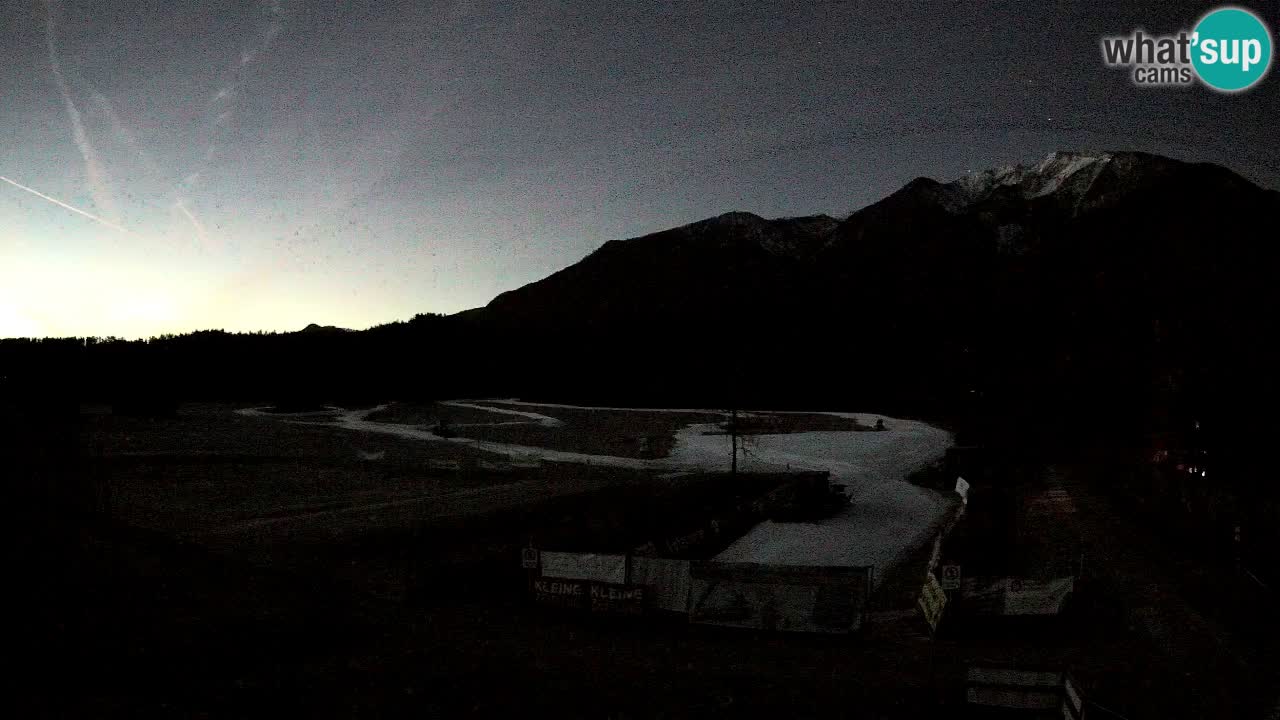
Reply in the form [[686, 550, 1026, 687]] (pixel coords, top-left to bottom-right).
[[944, 151, 1114, 210]]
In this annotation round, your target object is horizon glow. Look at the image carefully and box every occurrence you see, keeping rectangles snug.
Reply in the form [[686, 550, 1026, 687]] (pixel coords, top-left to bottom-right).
[[2, 0, 1277, 340]]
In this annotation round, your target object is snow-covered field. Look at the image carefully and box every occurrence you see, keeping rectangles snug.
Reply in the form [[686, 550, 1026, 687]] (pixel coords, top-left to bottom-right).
[[501, 404, 955, 583], [239, 400, 954, 583], [681, 416, 954, 581]]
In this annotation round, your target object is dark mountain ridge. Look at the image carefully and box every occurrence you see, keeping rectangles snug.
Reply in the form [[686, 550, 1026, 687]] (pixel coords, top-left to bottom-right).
[[467, 151, 1280, 446]]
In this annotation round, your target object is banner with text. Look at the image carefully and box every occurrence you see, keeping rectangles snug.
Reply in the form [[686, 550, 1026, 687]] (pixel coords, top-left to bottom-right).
[[689, 562, 872, 634]]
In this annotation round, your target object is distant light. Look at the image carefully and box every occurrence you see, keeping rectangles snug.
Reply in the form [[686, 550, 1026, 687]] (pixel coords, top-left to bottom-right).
[[1201, 470, 1207, 477]]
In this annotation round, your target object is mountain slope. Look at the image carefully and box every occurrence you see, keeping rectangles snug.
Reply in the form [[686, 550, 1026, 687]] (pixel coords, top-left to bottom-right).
[[483, 211, 837, 334]]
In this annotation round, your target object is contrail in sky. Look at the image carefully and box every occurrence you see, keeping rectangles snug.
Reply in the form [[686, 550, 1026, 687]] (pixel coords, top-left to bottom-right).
[[0, 174, 135, 235], [42, 1, 119, 223], [87, 86, 163, 177], [82, 78, 218, 247], [187, 0, 285, 191], [174, 200, 211, 249]]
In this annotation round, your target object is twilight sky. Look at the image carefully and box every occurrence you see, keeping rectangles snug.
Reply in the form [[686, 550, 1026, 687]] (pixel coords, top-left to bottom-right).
[[1, 0, 1277, 338]]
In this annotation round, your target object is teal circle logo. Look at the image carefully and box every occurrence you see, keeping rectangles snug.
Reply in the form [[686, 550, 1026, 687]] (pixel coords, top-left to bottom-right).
[[1191, 7, 1273, 92]]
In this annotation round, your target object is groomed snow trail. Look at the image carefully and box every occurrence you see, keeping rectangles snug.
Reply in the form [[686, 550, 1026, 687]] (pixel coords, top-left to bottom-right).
[[665, 416, 953, 581]]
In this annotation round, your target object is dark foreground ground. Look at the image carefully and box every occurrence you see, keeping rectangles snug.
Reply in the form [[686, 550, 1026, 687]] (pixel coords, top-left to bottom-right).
[[9, 403, 1280, 718]]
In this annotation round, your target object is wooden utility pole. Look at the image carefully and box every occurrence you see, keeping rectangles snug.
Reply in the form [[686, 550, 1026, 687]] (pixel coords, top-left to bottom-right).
[[727, 216, 746, 479], [731, 406, 738, 476]]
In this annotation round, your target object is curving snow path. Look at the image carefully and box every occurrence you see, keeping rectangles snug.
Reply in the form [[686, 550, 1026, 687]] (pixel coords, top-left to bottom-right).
[[441, 401, 564, 428], [237, 402, 655, 468], [238, 401, 954, 582]]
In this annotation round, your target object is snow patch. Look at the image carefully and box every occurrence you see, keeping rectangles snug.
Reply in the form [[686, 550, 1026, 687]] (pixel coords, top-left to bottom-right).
[[947, 151, 1113, 210]]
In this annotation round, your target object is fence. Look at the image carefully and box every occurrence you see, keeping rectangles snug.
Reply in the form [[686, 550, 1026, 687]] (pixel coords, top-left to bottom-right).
[[629, 557, 692, 614], [688, 561, 873, 633], [529, 551, 874, 633]]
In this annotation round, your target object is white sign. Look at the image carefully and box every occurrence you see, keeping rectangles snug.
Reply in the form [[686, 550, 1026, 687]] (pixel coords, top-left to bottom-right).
[[540, 551, 627, 583], [521, 547, 540, 570], [941, 564, 962, 590], [955, 476, 971, 502]]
